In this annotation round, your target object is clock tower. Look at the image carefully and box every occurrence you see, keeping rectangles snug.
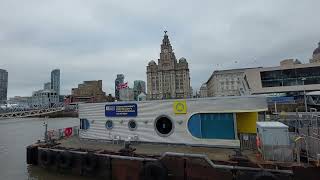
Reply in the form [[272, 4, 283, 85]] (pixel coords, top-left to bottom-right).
[[147, 31, 191, 100], [158, 31, 177, 69]]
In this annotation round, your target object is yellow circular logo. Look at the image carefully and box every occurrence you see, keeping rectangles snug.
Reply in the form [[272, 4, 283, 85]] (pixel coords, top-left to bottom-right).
[[176, 103, 185, 112]]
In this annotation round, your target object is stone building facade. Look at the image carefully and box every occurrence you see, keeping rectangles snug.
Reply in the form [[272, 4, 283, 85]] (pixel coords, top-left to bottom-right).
[[146, 32, 190, 100], [199, 83, 208, 98], [71, 80, 107, 102], [206, 68, 250, 97]]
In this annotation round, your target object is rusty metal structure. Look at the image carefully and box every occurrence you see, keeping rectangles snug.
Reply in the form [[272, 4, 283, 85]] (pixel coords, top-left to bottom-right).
[[26, 130, 320, 180]]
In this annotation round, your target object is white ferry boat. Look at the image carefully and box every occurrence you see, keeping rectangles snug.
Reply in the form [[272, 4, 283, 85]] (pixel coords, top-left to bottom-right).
[[78, 96, 267, 148]]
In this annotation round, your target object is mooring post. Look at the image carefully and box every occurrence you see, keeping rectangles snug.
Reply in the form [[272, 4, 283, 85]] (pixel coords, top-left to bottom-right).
[[43, 121, 48, 142]]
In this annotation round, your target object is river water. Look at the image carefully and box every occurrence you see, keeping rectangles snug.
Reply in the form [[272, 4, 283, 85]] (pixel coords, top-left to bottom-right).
[[0, 118, 92, 180]]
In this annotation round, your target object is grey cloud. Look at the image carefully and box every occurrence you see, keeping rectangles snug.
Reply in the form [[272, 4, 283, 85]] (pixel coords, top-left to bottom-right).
[[0, 0, 319, 97]]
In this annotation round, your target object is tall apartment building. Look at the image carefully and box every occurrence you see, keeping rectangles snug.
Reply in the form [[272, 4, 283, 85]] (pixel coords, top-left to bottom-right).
[[0, 69, 8, 104], [51, 69, 60, 95], [146, 32, 191, 100], [133, 80, 146, 100], [115, 74, 124, 100]]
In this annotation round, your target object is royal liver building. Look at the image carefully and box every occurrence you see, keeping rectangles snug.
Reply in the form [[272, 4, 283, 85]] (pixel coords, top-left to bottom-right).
[[147, 32, 191, 100]]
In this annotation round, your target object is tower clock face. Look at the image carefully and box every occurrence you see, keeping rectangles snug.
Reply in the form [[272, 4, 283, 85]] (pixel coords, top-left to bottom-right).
[[163, 49, 168, 53]]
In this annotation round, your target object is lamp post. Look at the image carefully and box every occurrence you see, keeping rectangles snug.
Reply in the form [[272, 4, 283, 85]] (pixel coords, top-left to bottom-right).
[[301, 77, 307, 112]]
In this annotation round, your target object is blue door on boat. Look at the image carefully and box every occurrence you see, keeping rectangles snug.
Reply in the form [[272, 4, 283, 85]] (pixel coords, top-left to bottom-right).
[[187, 113, 235, 139]]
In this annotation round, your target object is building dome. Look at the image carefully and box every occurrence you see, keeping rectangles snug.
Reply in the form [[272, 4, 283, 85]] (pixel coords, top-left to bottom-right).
[[148, 60, 156, 66], [313, 42, 320, 55], [179, 57, 187, 63]]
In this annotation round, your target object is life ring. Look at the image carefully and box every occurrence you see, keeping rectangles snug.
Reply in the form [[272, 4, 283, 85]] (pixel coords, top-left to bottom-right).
[[56, 151, 72, 168], [81, 153, 97, 172], [64, 127, 73, 137], [140, 161, 168, 180], [253, 171, 279, 180], [39, 150, 52, 167]]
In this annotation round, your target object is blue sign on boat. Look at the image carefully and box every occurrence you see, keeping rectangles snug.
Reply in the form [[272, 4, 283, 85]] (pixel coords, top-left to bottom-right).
[[105, 103, 138, 117]]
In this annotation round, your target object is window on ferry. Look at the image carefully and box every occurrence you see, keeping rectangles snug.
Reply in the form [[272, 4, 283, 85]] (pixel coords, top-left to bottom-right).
[[155, 115, 174, 137], [80, 119, 90, 130], [105, 120, 113, 130], [187, 113, 235, 139], [128, 120, 137, 131]]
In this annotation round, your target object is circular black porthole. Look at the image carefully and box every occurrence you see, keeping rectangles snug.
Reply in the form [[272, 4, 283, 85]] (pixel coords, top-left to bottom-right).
[[105, 120, 113, 130], [154, 115, 174, 137], [128, 120, 137, 131]]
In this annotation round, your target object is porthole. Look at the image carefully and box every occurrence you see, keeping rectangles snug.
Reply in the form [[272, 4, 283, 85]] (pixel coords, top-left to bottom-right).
[[154, 115, 174, 137], [128, 120, 137, 131], [105, 120, 113, 130], [80, 119, 90, 130]]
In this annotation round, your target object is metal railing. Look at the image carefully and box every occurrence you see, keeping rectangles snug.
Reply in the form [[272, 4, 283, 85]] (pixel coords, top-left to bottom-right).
[[45, 126, 79, 142], [0, 103, 77, 119]]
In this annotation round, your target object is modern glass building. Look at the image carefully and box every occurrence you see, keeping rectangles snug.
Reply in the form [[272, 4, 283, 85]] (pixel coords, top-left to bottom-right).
[[51, 69, 60, 95], [242, 59, 320, 95], [260, 66, 320, 88], [0, 69, 8, 104]]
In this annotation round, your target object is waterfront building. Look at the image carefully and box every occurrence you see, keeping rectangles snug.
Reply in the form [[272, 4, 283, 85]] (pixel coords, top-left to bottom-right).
[[71, 80, 107, 103], [199, 83, 208, 98], [51, 69, 60, 95], [7, 96, 31, 107], [205, 42, 320, 97], [0, 69, 8, 104], [119, 87, 134, 101], [115, 74, 124, 100], [137, 92, 147, 101], [205, 67, 257, 97], [133, 80, 146, 100], [146, 32, 191, 100], [242, 59, 320, 95], [43, 82, 51, 90], [31, 89, 59, 107], [106, 94, 115, 102]]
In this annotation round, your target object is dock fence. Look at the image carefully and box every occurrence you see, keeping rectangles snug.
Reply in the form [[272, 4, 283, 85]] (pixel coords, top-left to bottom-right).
[[46, 126, 79, 141]]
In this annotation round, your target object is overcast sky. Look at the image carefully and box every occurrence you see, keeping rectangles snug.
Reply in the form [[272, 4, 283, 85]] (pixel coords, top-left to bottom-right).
[[1, 0, 320, 98]]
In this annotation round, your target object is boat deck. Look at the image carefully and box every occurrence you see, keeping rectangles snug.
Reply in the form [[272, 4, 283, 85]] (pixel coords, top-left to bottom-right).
[[55, 137, 239, 161]]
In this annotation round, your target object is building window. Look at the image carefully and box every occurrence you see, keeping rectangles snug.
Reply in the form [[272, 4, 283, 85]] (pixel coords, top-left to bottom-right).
[[260, 67, 320, 88], [154, 115, 174, 137], [105, 120, 113, 130], [128, 120, 137, 131]]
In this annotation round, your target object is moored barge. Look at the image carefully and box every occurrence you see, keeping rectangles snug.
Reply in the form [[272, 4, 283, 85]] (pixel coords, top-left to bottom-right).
[[26, 96, 320, 179]]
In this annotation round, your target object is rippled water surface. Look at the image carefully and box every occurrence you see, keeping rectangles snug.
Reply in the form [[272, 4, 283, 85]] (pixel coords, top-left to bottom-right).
[[0, 118, 92, 180]]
